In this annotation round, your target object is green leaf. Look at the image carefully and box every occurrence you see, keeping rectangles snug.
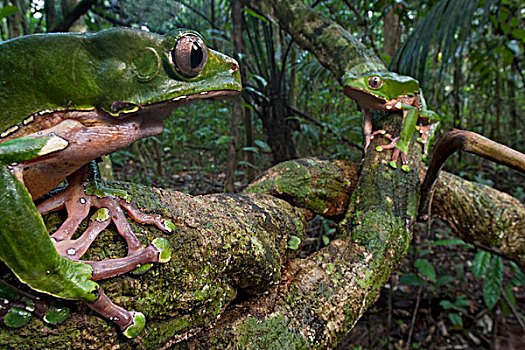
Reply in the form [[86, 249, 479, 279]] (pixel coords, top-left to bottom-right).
[[448, 313, 463, 328], [483, 256, 503, 311], [435, 275, 455, 288], [244, 8, 268, 22], [501, 286, 516, 316], [415, 258, 436, 282], [472, 250, 491, 278], [439, 298, 467, 314], [216, 135, 233, 145], [43, 301, 70, 325], [0, 6, 19, 20], [432, 238, 467, 246], [242, 146, 259, 153], [399, 273, 428, 286], [254, 140, 271, 152], [510, 262, 525, 286], [395, 108, 418, 155]]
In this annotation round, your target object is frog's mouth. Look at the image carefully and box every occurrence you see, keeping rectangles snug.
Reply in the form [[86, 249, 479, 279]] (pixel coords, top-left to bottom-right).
[[136, 89, 240, 118], [343, 86, 388, 111]]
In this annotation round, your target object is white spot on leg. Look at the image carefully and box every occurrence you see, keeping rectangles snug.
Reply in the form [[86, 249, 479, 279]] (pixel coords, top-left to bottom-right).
[[80, 198, 86, 204], [38, 136, 69, 156], [67, 248, 77, 256]]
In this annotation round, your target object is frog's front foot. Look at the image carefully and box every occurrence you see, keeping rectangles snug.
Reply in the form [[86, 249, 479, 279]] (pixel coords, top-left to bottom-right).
[[37, 164, 172, 267], [374, 134, 410, 172]]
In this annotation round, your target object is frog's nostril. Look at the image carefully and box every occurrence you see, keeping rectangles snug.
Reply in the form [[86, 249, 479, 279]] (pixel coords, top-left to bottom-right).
[[231, 63, 239, 71]]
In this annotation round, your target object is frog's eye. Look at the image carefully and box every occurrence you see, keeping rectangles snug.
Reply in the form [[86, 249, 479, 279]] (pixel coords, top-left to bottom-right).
[[368, 76, 383, 89], [171, 34, 208, 78]]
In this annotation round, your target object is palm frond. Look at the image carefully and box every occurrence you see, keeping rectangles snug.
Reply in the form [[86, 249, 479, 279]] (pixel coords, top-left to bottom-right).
[[391, 0, 498, 86]]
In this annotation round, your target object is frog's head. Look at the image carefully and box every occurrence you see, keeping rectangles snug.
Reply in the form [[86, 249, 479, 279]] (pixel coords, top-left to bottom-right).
[[342, 72, 420, 110], [0, 28, 242, 198], [99, 28, 242, 117]]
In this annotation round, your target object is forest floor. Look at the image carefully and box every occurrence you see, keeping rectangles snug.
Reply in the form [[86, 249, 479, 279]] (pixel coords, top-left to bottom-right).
[[339, 220, 525, 350]]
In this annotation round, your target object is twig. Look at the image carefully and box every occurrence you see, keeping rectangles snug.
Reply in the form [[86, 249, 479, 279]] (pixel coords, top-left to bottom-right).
[[406, 285, 422, 350], [287, 105, 364, 152], [501, 287, 525, 334]]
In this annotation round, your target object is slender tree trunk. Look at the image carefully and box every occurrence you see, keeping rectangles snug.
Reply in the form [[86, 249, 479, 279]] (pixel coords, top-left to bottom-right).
[[14, 0, 29, 35], [383, 2, 401, 58], [261, 22, 297, 164], [6, 0, 21, 38], [231, 0, 256, 181], [225, 97, 241, 192], [45, 0, 58, 31], [260, 101, 298, 164]]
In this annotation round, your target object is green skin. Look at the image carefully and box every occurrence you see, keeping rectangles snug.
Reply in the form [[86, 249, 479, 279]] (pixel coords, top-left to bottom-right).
[[343, 71, 440, 171], [0, 28, 241, 337]]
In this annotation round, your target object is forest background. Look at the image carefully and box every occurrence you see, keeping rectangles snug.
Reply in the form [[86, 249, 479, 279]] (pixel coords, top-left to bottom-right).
[[0, 0, 524, 349]]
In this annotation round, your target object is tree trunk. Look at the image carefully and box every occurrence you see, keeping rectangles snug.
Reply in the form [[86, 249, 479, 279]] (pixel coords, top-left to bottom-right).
[[383, 2, 402, 59], [225, 96, 241, 192], [231, 0, 256, 183]]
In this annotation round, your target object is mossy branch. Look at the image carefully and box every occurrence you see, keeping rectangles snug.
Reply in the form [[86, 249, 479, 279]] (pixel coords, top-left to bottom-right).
[[419, 129, 525, 219]]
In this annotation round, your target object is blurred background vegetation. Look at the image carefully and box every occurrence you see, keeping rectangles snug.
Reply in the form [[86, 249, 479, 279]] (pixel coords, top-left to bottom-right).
[[1, 0, 524, 348]]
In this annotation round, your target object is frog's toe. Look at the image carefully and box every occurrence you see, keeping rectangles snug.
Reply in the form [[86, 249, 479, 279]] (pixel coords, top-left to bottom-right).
[[43, 302, 70, 325], [122, 311, 146, 338], [152, 237, 172, 263]]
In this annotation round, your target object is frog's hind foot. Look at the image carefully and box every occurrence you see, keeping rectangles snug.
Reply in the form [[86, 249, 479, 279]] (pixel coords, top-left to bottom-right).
[[83, 237, 170, 280], [364, 129, 387, 151], [417, 122, 440, 160], [88, 290, 145, 338]]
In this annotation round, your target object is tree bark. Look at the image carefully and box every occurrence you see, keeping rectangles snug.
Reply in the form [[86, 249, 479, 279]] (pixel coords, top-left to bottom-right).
[[246, 0, 386, 81]]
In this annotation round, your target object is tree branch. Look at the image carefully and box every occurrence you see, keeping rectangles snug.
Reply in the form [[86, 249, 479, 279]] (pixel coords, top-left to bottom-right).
[[50, 0, 98, 32]]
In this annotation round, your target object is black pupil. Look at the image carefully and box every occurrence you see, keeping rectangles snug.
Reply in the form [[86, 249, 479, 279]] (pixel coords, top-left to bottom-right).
[[370, 76, 381, 88], [191, 43, 203, 69]]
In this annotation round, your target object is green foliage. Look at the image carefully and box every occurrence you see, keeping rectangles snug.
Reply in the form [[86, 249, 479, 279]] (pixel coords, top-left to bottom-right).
[[401, 222, 524, 335], [415, 258, 436, 282], [0, 6, 19, 21], [482, 254, 503, 310], [472, 250, 491, 278]]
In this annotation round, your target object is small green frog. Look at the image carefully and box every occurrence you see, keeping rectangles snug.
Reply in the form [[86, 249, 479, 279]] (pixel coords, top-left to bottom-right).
[[0, 27, 241, 337], [343, 71, 440, 171]]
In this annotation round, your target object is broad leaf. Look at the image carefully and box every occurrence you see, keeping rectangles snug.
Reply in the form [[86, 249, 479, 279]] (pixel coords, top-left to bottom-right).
[[483, 256, 503, 311], [472, 250, 491, 278], [415, 258, 436, 282]]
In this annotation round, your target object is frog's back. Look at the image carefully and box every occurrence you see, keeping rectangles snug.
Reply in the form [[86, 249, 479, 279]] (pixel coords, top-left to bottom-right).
[[0, 28, 165, 136]]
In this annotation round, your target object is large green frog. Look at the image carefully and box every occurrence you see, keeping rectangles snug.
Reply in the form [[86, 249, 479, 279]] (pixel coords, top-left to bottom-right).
[[0, 27, 241, 337], [343, 71, 440, 171]]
